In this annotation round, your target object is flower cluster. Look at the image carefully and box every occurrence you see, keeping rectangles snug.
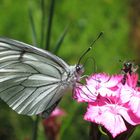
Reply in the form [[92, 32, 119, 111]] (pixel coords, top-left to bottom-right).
[[74, 73, 140, 138]]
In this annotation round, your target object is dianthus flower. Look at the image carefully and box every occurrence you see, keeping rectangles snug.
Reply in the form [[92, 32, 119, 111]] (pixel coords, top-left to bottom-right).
[[74, 73, 140, 138]]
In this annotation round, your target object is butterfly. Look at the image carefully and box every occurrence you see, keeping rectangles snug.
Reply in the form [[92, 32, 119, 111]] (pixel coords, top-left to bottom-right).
[[0, 37, 84, 117], [0, 33, 102, 117]]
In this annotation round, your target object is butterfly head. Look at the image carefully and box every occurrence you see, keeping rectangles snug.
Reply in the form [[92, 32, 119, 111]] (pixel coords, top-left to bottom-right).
[[76, 65, 84, 75], [67, 65, 84, 85]]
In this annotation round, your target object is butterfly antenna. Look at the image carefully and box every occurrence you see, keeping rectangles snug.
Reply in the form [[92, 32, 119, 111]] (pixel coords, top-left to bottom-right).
[[77, 32, 103, 66]]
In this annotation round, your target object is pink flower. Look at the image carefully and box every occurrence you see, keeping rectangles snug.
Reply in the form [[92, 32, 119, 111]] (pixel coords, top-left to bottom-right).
[[84, 98, 140, 138], [74, 73, 140, 138], [49, 107, 66, 117], [42, 108, 66, 140]]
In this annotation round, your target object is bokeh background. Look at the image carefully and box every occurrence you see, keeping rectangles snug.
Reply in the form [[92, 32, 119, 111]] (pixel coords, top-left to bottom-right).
[[0, 0, 140, 140]]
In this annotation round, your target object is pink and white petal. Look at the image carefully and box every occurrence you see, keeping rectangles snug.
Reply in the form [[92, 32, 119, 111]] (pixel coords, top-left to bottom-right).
[[126, 73, 138, 88], [119, 108, 140, 125], [74, 85, 97, 102], [85, 104, 127, 138], [87, 73, 110, 85], [129, 96, 140, 117], [101, 111, 127, 138], [103, 74, 123, 88], [73, 86, 87, 102], [98, 87, 119, 97], [120, 86, 133, 103], [136, 87, 140, 92], [84, 105, 102, 124]]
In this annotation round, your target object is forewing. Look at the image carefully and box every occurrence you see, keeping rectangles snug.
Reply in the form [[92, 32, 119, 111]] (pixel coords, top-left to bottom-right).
[[0, 38, 70, 115]]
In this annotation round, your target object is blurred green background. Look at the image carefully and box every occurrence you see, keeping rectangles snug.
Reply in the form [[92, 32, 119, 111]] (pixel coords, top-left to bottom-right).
[[0, 0, 140, 140]]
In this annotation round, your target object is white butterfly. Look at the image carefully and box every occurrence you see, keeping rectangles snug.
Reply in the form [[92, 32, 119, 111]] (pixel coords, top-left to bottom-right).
[[0, 38, 83, 117]]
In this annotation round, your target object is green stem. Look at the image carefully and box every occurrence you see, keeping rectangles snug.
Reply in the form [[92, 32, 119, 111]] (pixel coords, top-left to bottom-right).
[[32, 116, 39, 140], [89, 123, 101, 140], [45, 0, 55, 50], [40, 0, 46, 48], [28, 7, 38, 47]]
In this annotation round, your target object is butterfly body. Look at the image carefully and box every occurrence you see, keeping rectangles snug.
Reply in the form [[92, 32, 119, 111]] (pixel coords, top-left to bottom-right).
[[0, 38, 83, 116]]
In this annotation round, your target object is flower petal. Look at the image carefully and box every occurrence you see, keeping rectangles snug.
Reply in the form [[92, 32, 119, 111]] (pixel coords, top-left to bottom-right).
[[120, 85, 133, 103], [98, 87, 119, 97], [101, 111, 127, 138], [129, 96, 140, 118], [74, 85, 97, 102], [126, 73, 138, 88], [84, 103, 127, 138], [120, 109, 140, 125]]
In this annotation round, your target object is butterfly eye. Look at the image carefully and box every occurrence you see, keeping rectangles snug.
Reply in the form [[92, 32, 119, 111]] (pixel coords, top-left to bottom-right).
[[76, 65, 84, 74]]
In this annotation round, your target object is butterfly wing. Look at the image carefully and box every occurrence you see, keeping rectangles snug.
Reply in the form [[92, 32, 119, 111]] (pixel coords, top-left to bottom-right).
[[0, 38, 71, 116], [40, 98, 62, 118]]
